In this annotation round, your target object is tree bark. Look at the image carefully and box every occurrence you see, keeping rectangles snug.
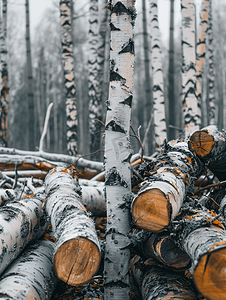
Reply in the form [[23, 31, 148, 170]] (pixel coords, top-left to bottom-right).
[[81, 185, 105, 217], [168, 0, 175, 141], [207, 0, 215, 125], [0, 240, 57, 300], [181, 0, 201, 138], [0, 0, 8, 147], [149, 0, 167, 150], [188, 125, 226, 181], [25, 0, 34, 151], [60, 0, 78, 156], [196, 0, 210, 128], [0, 196, 48, 277], [104, 1, 136, 298], [130, 255, 199, 300], [88, 0, 101, 160], [132, 141, 203, 232], [44, 166, 101, 286], [142, 0, 153, 155]]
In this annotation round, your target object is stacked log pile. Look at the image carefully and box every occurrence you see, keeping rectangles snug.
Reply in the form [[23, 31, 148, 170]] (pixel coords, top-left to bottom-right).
[[1, 126, 226, 299]]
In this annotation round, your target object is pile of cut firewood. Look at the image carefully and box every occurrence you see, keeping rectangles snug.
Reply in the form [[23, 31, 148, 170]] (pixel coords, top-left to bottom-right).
[[0, 125, 226, 299]]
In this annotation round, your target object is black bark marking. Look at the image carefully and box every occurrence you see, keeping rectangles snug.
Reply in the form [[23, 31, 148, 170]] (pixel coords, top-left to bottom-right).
[[110, 71, 126, 82], [105, 120, 126, 134], [105, 167, 128, 188], [110, 22, 121, 31], [111, 2, 131, 15], [120, 95, 132, 108], [118, 39, 134, 54]]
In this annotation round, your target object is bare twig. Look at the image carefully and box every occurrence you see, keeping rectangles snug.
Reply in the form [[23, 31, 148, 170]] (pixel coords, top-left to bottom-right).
[[141, 108, 154, 154], [39, 102, 53, 152], [130, 125, 144, 162], [194, 180, 226, 195]]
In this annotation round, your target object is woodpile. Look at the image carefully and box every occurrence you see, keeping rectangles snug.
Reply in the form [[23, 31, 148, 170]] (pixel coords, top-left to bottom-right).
[[1, 126, 226, 299]]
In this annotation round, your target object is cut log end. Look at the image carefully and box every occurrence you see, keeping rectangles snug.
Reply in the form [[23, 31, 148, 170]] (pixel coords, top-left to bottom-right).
[[54, 237, 101, 286], [194, 247, 226, 300], [132, 189, 170, 232], [189, 130, 214, 158]]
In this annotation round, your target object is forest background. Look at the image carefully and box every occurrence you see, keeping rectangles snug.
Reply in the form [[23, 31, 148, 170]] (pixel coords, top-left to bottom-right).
[[5, 0, 223, 158]]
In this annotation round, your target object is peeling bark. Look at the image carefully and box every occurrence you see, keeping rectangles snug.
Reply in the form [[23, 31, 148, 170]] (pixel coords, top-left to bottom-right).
[[45, 166, 101, 286], [181, 0, 201, 137], [0, 240, 57, 300], [60, 0, 78, 156], [104, 1, 136, 299]]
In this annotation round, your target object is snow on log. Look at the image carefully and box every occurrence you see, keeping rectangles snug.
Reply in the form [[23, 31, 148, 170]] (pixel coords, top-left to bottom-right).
[[188, 125, 226, 181], [130, 255, 199, 300], [81, 186, 106, 217], [0, 196, 47, 277], [136, 231, 191, 270], [131, 141, 203, 232], [0, 240, 57, 299], [44, 166, 101, 286], [170, 199, 226, 300]]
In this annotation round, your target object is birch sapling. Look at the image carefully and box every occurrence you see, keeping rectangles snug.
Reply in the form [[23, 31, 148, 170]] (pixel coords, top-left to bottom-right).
[[104, 1, 136, 299], [0, 240, 57, 300], [45, 166, 101, 286]]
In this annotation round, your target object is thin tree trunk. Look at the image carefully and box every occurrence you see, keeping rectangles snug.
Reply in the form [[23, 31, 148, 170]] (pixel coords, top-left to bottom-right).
[[0, 0, 8, 147], [88, 0, 101, 160], [60, 0, 78, 156], [168, 0, 175, 140], [104, 1, 136, 298], [45, 166, 101, 286], [181, 0, 201, 138], [196, 0, 210, 128], [25, 0, 34, 151], [142, 0, 153, 155], [0, 240, 57, 300], [149, 0, 167, 149], [207, 0, 215, 125]]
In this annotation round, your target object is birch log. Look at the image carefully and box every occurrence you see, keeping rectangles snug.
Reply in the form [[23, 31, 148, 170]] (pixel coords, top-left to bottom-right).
[[0, 196, 47, 277], [81, 185, 106, 217], [45, 166, 101, 286], [188, 125, 226, 181], [0, 240, 57, 300], [181, 0, 201, 137], [130, 255, 199, 300], [104, 1, 136, 299], [132, 141, 203, 232], [149, 0, 167, 149], [171, 203, 226, 300]]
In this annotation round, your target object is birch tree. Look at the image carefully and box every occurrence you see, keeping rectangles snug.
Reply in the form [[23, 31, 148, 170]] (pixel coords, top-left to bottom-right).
[[181, 0, 200, 138], [88, 0, 101, 159], [104, 1, 136, 298], [25, 0, 34, 150], [149, 0, 167, 149], [60, 0, 78, 156], [196, 0, 210, 127], [207, 0, 215, 125], [0, 0, 8, 147]]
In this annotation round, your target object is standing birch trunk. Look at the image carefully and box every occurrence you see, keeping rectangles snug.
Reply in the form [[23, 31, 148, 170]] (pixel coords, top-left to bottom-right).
[[104, 1, 136, 299], [25, 0, 34, 151], [149, 0, 167, 150], [142, 0, 153, 155], [207, 0, 215, 125], [60, 0, 78, 156], [196, 0, 210, 127], [168, 0, 175, 141], [181, 0, 201, 138], [88, 0, 101, 160], [0, 0, 8, 147]]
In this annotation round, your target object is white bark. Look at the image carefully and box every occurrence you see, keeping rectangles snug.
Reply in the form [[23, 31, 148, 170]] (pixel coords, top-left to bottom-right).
[[104, 1, 136, 298], [149, 0, 167, 148], [0, 240, 57, 300], [181, 0, 201, 137]]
